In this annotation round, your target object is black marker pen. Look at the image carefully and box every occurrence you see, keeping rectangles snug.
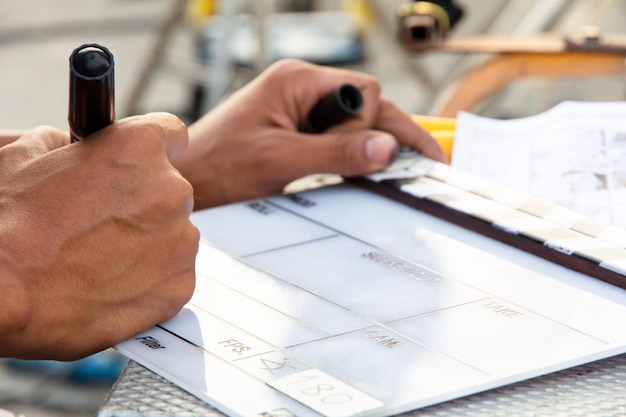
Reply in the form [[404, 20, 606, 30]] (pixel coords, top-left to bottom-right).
[[68, 43, 115, 142], [307, 83, 363, 133]]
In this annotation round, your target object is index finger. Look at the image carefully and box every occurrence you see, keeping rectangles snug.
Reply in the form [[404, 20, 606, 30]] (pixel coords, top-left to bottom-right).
[[139, 112, 189, 161], [91, 112, 189, 162], [257, 59, 383, 130], [374, 99, 448, 163], [12, 126, 71, 153]]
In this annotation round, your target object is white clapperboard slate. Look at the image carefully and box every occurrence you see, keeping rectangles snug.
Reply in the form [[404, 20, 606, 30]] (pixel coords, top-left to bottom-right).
[[116, 156, 626, 417]]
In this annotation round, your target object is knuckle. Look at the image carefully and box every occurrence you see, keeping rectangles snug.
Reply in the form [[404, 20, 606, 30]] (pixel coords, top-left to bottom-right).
[[113, 116, 170, 156], [147, 112, 187, 136], [265, 58, 314, 81], [268, 58, 306, 72], [4, 125, 59, 151], [168, 173, 195, 210], [30, 125, 61, 137], [130, 121, 164, 152], [359, 73, 381, 98], [181, 220, 201, 255]]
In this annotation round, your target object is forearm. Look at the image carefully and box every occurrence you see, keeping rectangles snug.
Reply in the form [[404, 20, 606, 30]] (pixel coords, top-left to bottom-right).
[[0, 130, 26, 147]]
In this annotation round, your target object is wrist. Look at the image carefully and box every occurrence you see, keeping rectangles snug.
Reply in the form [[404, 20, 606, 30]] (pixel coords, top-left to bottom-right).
[[175, 125, 232, 210]]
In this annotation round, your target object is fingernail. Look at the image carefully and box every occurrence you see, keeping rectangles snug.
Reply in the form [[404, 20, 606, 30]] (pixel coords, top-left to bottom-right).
[[366, 133, 399, 165]]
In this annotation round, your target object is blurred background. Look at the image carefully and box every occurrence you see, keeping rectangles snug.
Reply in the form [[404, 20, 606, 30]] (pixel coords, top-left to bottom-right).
[[1, 0, 626, 416]]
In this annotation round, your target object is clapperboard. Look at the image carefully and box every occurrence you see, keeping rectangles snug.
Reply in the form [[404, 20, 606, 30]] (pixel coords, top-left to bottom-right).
[[117, 155, 626, 417]]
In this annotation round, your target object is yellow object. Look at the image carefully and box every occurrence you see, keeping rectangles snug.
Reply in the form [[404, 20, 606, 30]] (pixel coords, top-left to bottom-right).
[[343, 0, 375, 33], [187, 0, 217, 26], [411, 114, 456, 131], [412, 115, 456, 160]]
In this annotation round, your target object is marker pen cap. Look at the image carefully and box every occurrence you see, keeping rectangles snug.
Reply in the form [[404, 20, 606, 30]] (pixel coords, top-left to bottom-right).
[[68, 44, 115, 142], [308, 84, 363, 133]]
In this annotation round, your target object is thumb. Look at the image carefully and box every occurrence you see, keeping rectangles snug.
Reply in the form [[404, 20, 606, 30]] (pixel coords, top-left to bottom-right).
[[296, 130, 399, 177], [0, 127, 71, 178], [16, 126, 71, 153]]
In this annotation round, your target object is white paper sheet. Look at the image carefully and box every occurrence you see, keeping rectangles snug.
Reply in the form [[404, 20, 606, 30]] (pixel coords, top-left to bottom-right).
[[452, 101, 626, 228]]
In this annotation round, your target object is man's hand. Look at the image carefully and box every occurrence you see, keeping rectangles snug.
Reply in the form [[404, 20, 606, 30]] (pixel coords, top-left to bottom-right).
[[0, 113, 199, 360], [175, 59, 447, 209]]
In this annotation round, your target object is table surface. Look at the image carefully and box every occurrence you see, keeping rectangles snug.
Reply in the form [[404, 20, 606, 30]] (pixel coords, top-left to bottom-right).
[[98, 353, 625, 417]]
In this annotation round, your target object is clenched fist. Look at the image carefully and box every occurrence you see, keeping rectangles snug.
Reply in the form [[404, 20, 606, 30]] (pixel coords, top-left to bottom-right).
[[0, 113, 199, 360]]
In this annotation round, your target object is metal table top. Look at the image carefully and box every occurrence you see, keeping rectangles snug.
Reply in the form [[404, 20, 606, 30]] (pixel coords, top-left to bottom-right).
[[98, 353, 625, 417]]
